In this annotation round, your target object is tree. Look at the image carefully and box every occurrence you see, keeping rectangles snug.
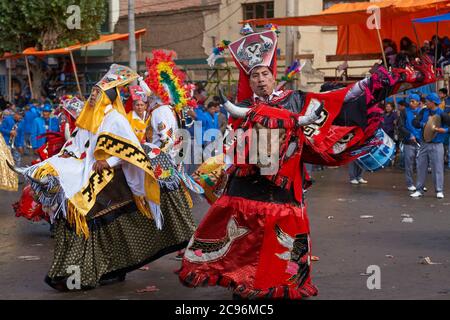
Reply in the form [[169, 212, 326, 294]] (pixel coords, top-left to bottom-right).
[[0, 0, 107, 98]]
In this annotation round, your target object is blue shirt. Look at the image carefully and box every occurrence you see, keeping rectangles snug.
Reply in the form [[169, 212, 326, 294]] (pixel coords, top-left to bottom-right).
[[418, 107, 449, 143], [201, 111, 219, 144], [444, 97, 450, 107], [31, 116, 59, 149], [0, 116, 25, 148], [444, 105, 450, 114], [190, 106, 206, 144], [405, 107, 422, 140], [23, 107, 40, 134]]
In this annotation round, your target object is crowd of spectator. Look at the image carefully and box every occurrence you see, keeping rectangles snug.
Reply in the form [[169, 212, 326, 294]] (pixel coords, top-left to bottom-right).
[[383, 35, 450, 70]]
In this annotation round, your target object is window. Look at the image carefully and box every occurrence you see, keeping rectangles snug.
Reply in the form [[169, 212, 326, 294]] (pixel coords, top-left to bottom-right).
[[100, 1, 110, 33], [323, 0, 367, 10], [243, 1, 274, 20]]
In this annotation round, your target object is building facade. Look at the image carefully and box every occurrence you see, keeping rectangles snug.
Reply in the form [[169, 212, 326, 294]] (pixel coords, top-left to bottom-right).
[[113, 0, 378, 91]]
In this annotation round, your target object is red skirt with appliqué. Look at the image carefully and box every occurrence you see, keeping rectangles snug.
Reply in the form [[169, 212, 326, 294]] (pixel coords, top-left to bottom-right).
[[178, 194, 317, 299]]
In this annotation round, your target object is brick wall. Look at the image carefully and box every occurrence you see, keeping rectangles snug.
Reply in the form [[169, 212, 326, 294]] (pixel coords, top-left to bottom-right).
[[113, 6, 218, 63]]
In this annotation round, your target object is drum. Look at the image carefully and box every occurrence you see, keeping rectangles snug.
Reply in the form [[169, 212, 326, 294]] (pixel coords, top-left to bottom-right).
[[355, 128, 396, 172]]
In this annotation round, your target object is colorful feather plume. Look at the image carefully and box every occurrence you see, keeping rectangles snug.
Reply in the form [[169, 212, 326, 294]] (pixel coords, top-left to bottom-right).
[[281, 60, 306, 82], [145, 50, 192, 113], [206, 40, 231, 67], [264, 23, 280, 35]]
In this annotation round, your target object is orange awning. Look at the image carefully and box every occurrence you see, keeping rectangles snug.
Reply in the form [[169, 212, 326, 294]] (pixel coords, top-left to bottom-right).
[[0, 52, 23, 61], [22, 29, 146, 56], [1, 29, 146, 58], [244, 0, 450, 55], [244, 0, 449, 27]]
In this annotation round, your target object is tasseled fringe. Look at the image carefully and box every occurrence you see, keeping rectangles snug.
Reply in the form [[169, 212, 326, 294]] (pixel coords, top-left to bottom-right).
[[133, 195, 164, 230], [157, 174, 181, 191], [22, 164, 66, 224], [148, 200, 163, 230], [134, 194, 153, 219], [177, 268, 318, 300], [66, 201, 90, 239]]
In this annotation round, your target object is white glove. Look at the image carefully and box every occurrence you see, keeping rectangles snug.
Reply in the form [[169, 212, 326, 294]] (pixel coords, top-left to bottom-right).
[[298, 100, 324, 126]]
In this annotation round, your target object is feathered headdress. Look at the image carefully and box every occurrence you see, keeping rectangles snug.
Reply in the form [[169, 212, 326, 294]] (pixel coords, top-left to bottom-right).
[[144, 50, 193, 113]]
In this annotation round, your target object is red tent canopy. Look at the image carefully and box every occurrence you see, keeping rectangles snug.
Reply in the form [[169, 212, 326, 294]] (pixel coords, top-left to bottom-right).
[[244, 0, 450, 55]]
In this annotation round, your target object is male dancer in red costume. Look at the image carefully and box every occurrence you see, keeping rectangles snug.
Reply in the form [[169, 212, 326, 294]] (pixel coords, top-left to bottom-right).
[[178, 27, 436, 299]]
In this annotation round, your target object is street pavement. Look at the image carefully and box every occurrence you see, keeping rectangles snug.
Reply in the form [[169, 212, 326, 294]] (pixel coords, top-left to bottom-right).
[[1, 165, 450, 300]]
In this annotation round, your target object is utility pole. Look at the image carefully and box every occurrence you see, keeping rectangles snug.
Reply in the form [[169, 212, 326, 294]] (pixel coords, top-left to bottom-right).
[[285, 0, 295, 88], [128, 0, 137, 72]]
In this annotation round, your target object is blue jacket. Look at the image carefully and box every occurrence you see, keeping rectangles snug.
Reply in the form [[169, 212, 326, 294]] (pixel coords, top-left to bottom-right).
[[31, 116, 59, 149], [413, 107, 449, 143], [23, 107, 40, 134], [0, 116, 25, 148], [201, 112, 219, 144], [190, 106, 205, 144], [404, 107, 422, 141], [444, 105, 450, 114]]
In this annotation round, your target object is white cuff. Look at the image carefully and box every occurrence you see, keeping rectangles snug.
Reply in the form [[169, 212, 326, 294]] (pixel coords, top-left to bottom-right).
[[106, 156, 122, 168]]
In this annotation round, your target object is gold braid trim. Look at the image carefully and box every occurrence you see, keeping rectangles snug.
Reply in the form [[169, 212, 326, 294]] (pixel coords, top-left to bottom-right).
[[94, 132, 160, 205], [92, 200, 134, 219]]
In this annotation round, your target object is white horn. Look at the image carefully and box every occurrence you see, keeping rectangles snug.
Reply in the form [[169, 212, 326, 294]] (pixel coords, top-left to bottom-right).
[[6, 160, 49, 185], [224, 101, 250, 119], [6, 160, 27, 175], [237, 40, 246, 58], [260, 34, 274, 49]]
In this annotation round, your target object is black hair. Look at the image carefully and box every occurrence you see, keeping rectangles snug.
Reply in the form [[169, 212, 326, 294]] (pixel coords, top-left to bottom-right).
[[105, 88, 117, 103], [439, 88, 448, 95], [207, 101, 218, 109]]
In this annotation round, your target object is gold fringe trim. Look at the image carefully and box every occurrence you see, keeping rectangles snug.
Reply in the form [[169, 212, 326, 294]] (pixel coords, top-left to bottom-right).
[[68, 169, 115, 235], [133, 194, 154, 220], [67, 200, 90, 239]]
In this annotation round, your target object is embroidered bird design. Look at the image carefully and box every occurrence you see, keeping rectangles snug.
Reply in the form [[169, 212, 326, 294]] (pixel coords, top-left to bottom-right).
[[184, 217, 249, 263], [274, 224, 310, 288]]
